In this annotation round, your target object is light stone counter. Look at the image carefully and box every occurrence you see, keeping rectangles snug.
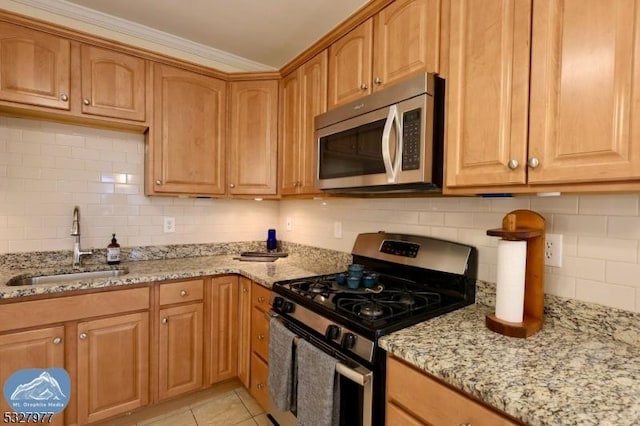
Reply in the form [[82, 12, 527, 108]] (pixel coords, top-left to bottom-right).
[[0, 241, 351, 299], [379, 301, 640, 426]]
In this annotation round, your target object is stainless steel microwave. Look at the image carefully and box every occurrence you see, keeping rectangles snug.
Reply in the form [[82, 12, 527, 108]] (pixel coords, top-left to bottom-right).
[[314, 73, 443, 193]]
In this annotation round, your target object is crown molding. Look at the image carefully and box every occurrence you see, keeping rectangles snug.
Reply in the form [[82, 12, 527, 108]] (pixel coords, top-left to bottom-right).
[[10, 0, 276, 72]]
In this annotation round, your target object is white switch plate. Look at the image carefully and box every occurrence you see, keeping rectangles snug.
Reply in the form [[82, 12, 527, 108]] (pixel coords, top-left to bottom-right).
[[544, 233, 563, 267], [163, 217, 175, 233], [333, 221, 343, 239], [286, 216, 293, 231]]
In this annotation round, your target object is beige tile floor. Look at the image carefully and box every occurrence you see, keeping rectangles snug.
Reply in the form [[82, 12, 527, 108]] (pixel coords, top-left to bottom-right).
[[94, 380, 273, 426]]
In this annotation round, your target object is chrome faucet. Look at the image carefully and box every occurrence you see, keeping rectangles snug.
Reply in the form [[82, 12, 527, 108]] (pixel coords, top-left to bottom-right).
[[71, 206, 92, 268]]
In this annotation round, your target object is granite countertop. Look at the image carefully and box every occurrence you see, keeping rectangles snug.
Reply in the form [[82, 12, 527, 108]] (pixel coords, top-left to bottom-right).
[[379, 303, 640, 426], [0, 242, 350, 300]]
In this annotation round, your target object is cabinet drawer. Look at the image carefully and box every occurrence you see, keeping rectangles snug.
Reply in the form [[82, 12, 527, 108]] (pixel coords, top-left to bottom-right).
[[387, 356, 518, 425], [252, 283, 272, 311], [251, 307, 269, 361], [250, 352, 269, 411], [159, 279, 204, 305]]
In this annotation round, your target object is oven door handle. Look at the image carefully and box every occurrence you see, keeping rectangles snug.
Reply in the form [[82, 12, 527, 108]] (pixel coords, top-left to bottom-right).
[[265, 311, 372, 386]]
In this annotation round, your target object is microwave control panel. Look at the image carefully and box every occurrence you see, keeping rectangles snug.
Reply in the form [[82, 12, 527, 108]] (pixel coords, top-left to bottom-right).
[[402, 108, 421, 170]]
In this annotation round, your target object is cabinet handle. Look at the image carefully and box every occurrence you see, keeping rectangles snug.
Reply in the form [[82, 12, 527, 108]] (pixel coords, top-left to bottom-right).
[[258, 296, 265, 303], [79, 333, 87, 340], [60, 94, 69, 102], [242, 287, 249, 293], [257, 383, 265, 390], [257, 334, 265, 341], [161, 317, 168, 324], [360, 83, 368, 90], [52, 337, 62, 345], [507, 159, 519, 170], [527, 157, 540, 169], [229, 183, 235, 188], [374, 77, 382, 85], [83, 98, 90, 106], [459, 424, 472, 426], [180, 290, 188, 297], [156, 179, 162, 185]]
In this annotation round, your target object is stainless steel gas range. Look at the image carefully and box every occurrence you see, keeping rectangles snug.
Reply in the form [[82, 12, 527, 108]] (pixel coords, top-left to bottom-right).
[[267, 232, 477, 426]]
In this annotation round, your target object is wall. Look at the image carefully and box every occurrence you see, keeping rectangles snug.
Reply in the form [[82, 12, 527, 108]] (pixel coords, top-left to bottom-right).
[[279, 196, 640, 313], [0, 116, 279, 253]]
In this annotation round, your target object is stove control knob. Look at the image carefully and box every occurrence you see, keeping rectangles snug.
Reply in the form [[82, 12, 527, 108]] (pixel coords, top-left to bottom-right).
[[272, 296, 284, 310], [325, 324, 341, 340], [282, 301, 295, 314], [341, 333, 357, 349]]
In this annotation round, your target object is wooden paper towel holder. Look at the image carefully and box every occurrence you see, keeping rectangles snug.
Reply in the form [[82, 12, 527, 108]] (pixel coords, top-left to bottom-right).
[[485, 209, 545, 338]]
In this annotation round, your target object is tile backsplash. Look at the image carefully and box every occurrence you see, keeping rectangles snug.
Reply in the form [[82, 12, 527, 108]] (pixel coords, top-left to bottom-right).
[[2, 116, 640, 313], [0, 117, 279, 252]]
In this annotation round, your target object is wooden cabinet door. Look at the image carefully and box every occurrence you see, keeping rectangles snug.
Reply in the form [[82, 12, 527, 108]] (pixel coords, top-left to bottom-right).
[[299, 50, 328, 194], [209, 276, 239, 384], [228, 80, 278, 195], [158, 303, 203, 400], [250, 352, 269, 412], [77, 312, 149, 424], [444, 0, 532, 188], [80, 44, 146, 121], [151, 63, 226, 195], [328, 18, 373, 109], [373, 0, 440, 90], [529, 0, 640, 184], [0, 22, 70, 110], [237, 277, 252, 388], [0, 327, 65, 426], [279, 69, 302, 195]]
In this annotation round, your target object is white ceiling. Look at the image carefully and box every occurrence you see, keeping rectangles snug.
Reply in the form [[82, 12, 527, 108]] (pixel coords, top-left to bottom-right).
[[26, 0, 369, 70]]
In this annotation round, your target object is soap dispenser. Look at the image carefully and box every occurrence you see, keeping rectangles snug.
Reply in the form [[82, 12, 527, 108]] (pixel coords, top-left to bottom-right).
[[107, 233, 121, 265]]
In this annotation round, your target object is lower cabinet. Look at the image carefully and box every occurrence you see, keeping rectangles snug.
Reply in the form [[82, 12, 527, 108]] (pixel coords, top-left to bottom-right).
[[77, 312, 149, 424], [0, 326, 65, 426], [208, 275, 239, 384], [237, 277, 252, 388], [158, 280, 204, 401], [386, 355, 518, 425], [249, 282, 272, 411]]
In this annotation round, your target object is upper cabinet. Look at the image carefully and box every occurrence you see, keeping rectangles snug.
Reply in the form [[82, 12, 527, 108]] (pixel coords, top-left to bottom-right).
[[147, 63, 227, 196], [279, 50, 328, 195], [228, 80, 278, 196], [328, 0, 440, 109], [0, 21, 71, 110], [445, 0, 640, 192], [80, 44, 146, 121]]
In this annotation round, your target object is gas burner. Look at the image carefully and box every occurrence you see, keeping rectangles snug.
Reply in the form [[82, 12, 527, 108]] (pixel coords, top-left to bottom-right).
[[394, 292, 415, 306], [308, 280, 332, 294], [358, 302, 385, 319]]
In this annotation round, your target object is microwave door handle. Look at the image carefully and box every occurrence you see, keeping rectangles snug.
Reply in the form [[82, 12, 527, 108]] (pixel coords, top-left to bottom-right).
[[382, 105, 398, 183]]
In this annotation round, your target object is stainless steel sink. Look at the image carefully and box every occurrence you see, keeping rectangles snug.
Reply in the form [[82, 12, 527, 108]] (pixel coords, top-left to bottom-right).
[[6, 268, 129, 286]]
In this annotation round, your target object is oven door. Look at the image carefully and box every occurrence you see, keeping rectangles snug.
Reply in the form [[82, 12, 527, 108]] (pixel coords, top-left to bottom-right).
[[315, 93, 430, 190], [266, 313, 373, 426]]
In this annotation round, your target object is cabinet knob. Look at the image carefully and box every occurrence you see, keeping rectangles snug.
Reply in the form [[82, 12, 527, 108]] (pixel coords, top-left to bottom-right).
[[257, 383, 265, 390], [507, 159, 519, 170], [229, 183, 235, 188], [180, 290, 188, 297], [258, 296, 265, 303], [360, 83, 368, 90], [52, 337, 62, 345], [374, 77, 382, 85], [79, 333, 87, 340], [527, 157, 540, 169], [161, 318, 168, 324], [60, 94, 69, 102], [83, 98, 90, 106], [257, 334, 265, 341], [156, 180, 162, 185]]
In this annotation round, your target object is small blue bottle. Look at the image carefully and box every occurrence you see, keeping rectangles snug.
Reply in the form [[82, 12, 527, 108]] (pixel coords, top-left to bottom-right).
[[266, 229, 277, 252]]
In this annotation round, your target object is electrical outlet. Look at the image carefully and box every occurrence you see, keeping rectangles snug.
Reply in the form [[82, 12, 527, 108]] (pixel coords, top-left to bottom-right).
[[286, 216, 293, 231], [544, 233, 563, 267], [163, 217, 175, 233], [333, 221, 343, 239]]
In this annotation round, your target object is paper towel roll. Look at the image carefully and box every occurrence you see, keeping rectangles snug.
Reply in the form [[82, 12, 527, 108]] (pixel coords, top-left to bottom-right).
[[495, 239, 527, 323]]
